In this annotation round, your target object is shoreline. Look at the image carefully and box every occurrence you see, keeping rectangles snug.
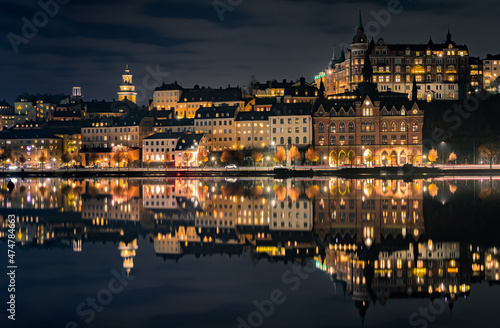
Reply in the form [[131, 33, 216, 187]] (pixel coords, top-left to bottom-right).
[[1, 166, 500, 179]]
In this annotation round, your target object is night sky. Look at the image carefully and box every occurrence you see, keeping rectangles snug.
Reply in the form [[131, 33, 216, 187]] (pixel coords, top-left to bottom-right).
[[1, 0, 499, 105]]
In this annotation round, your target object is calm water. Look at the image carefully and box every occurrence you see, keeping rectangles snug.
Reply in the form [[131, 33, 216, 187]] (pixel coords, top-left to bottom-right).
[[0, 177, 499, 328]]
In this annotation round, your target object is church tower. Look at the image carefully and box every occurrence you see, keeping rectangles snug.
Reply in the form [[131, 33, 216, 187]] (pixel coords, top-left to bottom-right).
[[117, 65, 137, 103]]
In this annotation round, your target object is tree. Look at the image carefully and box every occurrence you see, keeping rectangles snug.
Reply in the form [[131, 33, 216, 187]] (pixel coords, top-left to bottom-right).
[[18, 154, 26, 166], [448, 152, 457, 167], [478, 142, 500, 169], [428, 183, 439, 198], [162, 151, 172, 168], [0, 148, 12, 169], [181, 152, 193, 166], [428, 149, 438, 166], [233, 150, 245, 164], [220, 150, 232, 163], [197, 148, 208, 167], [112, 150, 125, 169], [305, 147, 319, 167], [273, 146, 286, 164], [288, 145, 301, 168], [61, 153, 71, 168], [88, 153, 99, 166], [125, 152, 134, 169], [72, 153, 83, 166], [305, 185, 319, 199], [251, 150, 263, 167], [273, 185, 287, 201], [363, 151, 374, 165], [408, 149, 420, 165], [38, 154, 47, 171]]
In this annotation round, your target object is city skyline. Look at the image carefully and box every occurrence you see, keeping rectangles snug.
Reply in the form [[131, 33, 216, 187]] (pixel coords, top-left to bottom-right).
[[2, 0, 499, 104]]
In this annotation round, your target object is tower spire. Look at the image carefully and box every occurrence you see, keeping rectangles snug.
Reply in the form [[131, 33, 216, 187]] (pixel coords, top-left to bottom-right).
[[446, 27, 452, 43], [358, 10, 363, 29]]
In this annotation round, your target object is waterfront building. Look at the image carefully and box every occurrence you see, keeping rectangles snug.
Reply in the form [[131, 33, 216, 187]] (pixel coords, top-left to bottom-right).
[[194, 105, 238, 151], [81, 116, 154, 150], [312, 56, 424, 167], [235, 111, 271, 150], [142, 132, 183, 166], [0, 129, 63, 168], [173, 133, 207, 167], [268, 103, 313, 148]]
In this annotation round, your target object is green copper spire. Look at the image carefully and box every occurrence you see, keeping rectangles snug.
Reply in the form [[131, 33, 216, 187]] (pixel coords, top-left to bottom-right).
[[358, 10, 363, 29]]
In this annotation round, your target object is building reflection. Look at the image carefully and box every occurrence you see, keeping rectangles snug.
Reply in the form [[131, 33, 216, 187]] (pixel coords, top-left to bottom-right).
[[1, 177, 500, 317]]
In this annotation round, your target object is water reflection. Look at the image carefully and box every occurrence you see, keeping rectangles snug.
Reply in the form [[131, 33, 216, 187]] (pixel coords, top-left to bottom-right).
[[1, 176, 500, 321]]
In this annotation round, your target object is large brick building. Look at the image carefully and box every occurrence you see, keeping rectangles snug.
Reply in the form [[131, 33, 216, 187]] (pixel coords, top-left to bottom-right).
[[313, 58, 424, 167]]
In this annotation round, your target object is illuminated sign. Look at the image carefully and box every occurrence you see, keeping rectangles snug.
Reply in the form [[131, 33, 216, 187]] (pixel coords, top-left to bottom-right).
[[256, 246, 285, 255]]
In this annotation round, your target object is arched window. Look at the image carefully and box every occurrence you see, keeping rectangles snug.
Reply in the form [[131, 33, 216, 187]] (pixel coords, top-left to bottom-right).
[[370, 122, 375, 132], [295, 136, 299, 144], [339, 122, 345, 133], [303, 136, 307, 143], [339, 110, 345, 117], [280, 137, 284, 144], [348, 122, 354, 133], [361, 122, 366, 132], [330, 122, 336, 133], [330, 136, 336, 145], [382, 109, 387, 116], [382, 121, 388, 132], [412, 121, 419, 132], [401, 122, 406, 132], [349, 109, 355, 117], [400, 151, 407, 165], [391, 108, 397, 115], [391, 122, 397, 132], [318, 122, 324, 133]]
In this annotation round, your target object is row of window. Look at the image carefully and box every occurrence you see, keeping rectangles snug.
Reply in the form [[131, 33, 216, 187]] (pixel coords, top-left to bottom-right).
[[84, 135, 137, 141], [317, 121, 419, 133], [317, 134, 419, 146], [83, 127, 138, 133], [195, 120, 233, 126], [144, 148, 175, 153], [272, 136, 309, 144], [145, 140, 176, 146], [272, 127, 308, 134], [272, 118, 309, 124]]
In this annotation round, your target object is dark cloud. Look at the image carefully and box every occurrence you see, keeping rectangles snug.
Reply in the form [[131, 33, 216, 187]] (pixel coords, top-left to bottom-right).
[[1, 0, 498, 105]]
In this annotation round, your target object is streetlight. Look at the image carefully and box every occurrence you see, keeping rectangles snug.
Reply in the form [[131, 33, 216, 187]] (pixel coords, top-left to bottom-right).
[[440, 141, 446, 166]]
